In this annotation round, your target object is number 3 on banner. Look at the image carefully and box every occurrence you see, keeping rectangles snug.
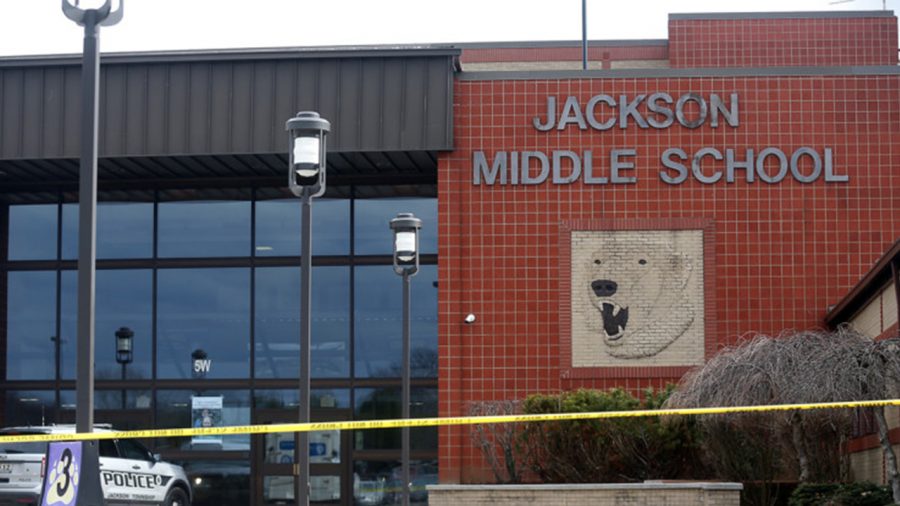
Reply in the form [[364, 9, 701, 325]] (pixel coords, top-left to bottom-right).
[[41, 443, 81, 506]]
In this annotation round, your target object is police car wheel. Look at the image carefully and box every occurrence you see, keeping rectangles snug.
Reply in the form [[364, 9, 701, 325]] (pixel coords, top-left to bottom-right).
[[164, 488, 190, 506]]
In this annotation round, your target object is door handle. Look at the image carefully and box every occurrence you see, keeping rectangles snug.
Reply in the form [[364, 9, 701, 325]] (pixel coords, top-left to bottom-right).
[[132, 465, 141, 470]]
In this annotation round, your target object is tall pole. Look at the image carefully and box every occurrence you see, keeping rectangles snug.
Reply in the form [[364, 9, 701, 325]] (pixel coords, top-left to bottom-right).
[[62, 0, 123, 436], [121, 363, 126, 410], [286, 111, 329, 506], [401, 272, 411, 506], [298, 192, 312, 506], [75, 9, 100, 435], [581, 0, 588, 70]]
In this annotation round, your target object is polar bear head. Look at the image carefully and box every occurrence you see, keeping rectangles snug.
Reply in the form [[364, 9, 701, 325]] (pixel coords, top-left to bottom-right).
[[585, 234, 696, 359]]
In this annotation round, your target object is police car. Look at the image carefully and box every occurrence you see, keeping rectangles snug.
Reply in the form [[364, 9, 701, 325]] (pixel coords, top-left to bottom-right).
[[0, 425, 192, 506]]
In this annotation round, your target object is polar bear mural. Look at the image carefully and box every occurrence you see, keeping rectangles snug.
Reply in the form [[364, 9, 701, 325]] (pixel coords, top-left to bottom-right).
[[571, 230, 705, 367]]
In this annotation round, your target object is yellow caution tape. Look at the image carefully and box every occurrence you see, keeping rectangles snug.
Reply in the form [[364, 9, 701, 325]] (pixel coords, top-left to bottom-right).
[[1, 398, 897, 444]]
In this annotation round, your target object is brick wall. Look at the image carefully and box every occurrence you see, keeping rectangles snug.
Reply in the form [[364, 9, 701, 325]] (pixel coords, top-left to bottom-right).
[[460, 43, 669, 70], [439, 73, 900, 482], [669, 14, 898, 68]]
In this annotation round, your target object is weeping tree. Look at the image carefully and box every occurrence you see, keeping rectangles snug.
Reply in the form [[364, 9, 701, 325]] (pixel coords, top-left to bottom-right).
[[667, 327, 900, 503], [468, 400, 525, 484]]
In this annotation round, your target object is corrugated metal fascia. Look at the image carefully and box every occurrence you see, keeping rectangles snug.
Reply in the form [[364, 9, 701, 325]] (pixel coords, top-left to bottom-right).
[[0, 52, 457, 159], [0, 46, 461, 69]]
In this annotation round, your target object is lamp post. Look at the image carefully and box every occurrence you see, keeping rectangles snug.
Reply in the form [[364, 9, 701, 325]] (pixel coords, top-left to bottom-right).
[[390, 212, 422, 506], [114, 326, 133, 410], [61, 0, 124, 435], [286, 111, 330, 506]]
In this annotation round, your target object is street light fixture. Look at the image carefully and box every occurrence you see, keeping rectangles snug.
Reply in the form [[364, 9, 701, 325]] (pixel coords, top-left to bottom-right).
[[287, 111, 330, 198], [390, 212, 422, 506], [61, 0, 123, 435], [286, 111, 330, 506], [115, 326, 134, 367], [114, 326, 134, 410]]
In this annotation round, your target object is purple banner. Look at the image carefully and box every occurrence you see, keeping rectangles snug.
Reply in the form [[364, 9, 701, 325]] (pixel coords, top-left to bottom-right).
[[40, 442, 83, 506]]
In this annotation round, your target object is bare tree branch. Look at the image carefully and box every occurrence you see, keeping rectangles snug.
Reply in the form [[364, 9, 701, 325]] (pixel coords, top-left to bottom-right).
[[667, 327, 900, 502]]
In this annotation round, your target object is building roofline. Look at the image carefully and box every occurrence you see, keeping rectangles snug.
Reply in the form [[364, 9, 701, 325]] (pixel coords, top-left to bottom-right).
[[0, 44, 461, 68], [670, 10, 894, 20], [454, 39, 668, 49], [458, 65, 900, 81], [825, 237, 900, 327]]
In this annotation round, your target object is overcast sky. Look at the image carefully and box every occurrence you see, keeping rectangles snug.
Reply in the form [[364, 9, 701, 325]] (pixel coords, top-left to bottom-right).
[[0, 0, 895, 57]]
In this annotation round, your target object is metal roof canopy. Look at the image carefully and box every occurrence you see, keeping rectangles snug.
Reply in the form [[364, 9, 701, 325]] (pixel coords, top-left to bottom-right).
[[0, 46, 458, 198]]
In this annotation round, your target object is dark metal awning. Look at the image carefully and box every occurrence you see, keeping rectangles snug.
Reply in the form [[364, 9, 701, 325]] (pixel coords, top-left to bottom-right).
[[0, 45, 459, 200]]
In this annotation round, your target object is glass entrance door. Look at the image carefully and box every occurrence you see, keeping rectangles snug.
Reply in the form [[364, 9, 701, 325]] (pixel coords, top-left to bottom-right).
[[254, 409, 350, 506]]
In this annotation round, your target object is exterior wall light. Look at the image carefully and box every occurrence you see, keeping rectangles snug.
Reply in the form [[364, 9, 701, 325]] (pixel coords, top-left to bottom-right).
[[286, 111, 331, 198]]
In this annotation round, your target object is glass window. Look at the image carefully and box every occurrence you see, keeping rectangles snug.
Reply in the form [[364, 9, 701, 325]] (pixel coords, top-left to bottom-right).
[[61, 390, 152, 412], [411, 388, 438, 452], [155, 390, 250, 451], [263, 476, 294, 504], [158, 201, 250, 258], [118, 439, 154, 461], [6, 271, 57, 380], [157, 268, 250, 379], [354, 265, 438, 378], [96, 270, 153, 380], [352, 460, 400, 506], [61, 203, 77, 260], [255, 266, 350, 379], [4, 391, 56, 427], [98, 440, 118, 458], [59, 271, 76, 380], [354, 387, 399, 452], [354, 388, 437, 451], [255, 198, 349, 257], [59, 270, 153, 380], [61, 202, 154, 260], [354, 198, 437, 256], [100, 202, 154, 259], [8, 204, 57, 261], [410, 460, 439, 504], [254, 389, 349, 410]]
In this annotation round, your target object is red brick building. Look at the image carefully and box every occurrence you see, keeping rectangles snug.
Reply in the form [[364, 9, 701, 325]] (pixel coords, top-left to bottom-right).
[[1, 9, 898, 503], [439, 11, 900, 483]]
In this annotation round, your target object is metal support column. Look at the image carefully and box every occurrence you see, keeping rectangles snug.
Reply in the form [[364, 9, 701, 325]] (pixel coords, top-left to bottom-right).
[[75, 10, 100, 434], [581, 0, 588, 70], [62, 0, 124, 436], [298, 192, 312, 506], [402, 272, 411, 506]]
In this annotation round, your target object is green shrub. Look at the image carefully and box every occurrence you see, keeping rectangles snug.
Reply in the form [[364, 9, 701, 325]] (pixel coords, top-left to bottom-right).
[[518, 387, 708, 483], [789, 482, 892, 506]]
